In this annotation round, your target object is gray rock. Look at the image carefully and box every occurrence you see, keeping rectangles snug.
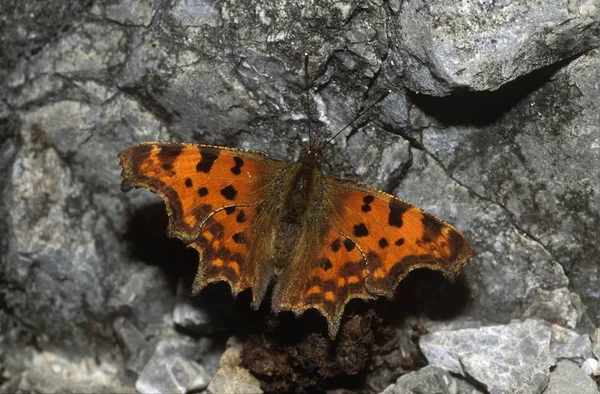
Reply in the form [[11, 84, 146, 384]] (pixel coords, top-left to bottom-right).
[[207, 338, 263, 394], [413, 49, 600, 327], [549, 323, 593, 362], [91, 0, 157, 27], [135, 335, 216, 394], [391, 0, 600, 95], [523, 288, 583, 329], [110, 265, 175, 331], [419, 319, 555, 394], [593, 328, 600, 359], [544, 360, 599, 394], [398, 148, 572, 324], [380, 365, 483, 394], [582, 358, 600, 377], [0, 350, 136, 394], [136, 356, 210, 394], [113, 317, 153, 374]]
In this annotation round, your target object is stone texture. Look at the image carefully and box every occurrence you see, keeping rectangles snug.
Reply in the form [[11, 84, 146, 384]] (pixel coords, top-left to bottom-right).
[[593, 328, 600, 359], [136, 356, 210, 394], [544, 360, 599, 394], [381, 365, 483, 394], [207, 338, 263, 394], [135, 334, 216, 394], [390, 0, 600, 95], [582, 358, 600, 377], [419, 319, 555, 394], [408, 50, 600, 327], [549, 323, 593, 362]]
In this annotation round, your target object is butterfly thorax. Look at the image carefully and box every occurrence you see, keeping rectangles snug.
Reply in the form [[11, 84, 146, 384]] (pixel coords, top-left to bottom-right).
[[266, 157, 330, 271], [281, 162, 322, 224], [297, 146, 324, 169]]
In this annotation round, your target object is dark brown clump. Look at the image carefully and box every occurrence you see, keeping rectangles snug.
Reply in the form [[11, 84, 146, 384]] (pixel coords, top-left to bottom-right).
[[241, 307, 383, 393]]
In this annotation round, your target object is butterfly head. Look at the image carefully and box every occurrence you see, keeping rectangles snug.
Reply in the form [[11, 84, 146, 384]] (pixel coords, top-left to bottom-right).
[[298, 143, 324, 169]]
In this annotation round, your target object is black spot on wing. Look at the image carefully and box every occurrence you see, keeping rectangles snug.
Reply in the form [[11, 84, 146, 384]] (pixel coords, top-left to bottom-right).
[[220, 185, 238, 200], [379, 238, 389, 249], [232, 232, 246, 244], [343, 238, 355, 252], [198, 187, 208, 197], [318, 258, 333, 271], [330, 238, 341, 252], [197, 148, 219, 173], [224, 206, 236, 215], [422, 214, 443, 239], [395, 238, 405, 246], [361, 195, 375, 212], [353, 223, 369, 237], [158, 145, 183, 162], [185, 178, 193, 187], [236, 210, 246, 223], [388, 200, 409, 228], [231, 156, 244, 175]]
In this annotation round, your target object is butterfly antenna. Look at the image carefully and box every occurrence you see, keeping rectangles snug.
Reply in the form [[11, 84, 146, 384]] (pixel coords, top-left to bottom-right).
[[320, 89, 391, 149], [304, 52, 312, 145]]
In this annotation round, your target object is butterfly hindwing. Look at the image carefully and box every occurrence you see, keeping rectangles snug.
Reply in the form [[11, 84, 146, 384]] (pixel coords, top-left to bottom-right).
[[272, 228, 372, 337], [191, 205, 275, 303], [327, 178, 474, 298], [119, 142, 286, 302]]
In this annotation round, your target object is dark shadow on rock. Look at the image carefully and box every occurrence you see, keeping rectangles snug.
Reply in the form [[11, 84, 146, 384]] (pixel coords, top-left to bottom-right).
[[125, 202, 198, 291], [408, 56, 577, 126], [378, 269, 470, 326]]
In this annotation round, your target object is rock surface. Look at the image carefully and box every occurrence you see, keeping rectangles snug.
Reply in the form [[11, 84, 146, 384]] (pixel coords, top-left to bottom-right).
[[1, 0, 599, 393], [419, 319, 555, 394], [544, 360, 599, 394], [381, 365, 483, 394], [207, 338, 263, 394], [391, 0, 600, 95]]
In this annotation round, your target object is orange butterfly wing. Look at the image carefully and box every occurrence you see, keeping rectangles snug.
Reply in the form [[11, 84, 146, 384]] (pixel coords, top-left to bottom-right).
[[328, 178, 474, 298], [272, 226, 372, 337], [273, 176, 473, 337], [118, 142, 286, 303]]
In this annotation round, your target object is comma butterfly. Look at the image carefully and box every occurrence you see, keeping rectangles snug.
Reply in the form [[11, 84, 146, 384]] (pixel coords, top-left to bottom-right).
[[118, 63, 474, 338]]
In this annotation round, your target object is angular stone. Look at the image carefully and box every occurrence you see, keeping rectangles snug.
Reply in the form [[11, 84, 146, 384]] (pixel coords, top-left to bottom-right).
[[544, 360, 599, 394], [592, 328, 600, 360], [113, 317, 153, 374], [392, 0, 600, 95], [135, 335, 216, 394], [207, 338, 263, 394], [581, 359, 600, 377], [419, 319, 555, 394], [523, 288, 582, 329], [381, 365, 483, 394], [549, 324, 593, 362], [136, 356, 207, 394]]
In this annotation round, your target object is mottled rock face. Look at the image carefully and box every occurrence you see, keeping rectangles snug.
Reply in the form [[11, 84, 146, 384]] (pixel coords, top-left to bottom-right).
[[1, 0, 599, 393]]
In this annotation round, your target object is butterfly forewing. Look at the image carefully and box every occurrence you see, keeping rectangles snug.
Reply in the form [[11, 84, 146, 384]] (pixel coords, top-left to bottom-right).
[[118, 142, 286, 302], [327, 178, 474, 298]]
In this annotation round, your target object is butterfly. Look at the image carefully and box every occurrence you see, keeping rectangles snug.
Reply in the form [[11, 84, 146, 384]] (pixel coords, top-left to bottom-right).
[[118, 135, 474, 337]]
